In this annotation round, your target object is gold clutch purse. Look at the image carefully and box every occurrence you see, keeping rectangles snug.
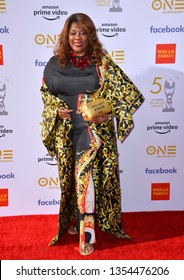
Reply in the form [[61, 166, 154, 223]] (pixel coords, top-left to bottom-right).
[[81, 98, 111, 121]]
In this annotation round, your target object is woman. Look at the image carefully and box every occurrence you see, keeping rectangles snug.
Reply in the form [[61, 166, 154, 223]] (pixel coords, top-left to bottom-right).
[[41, 13, 144, 256]]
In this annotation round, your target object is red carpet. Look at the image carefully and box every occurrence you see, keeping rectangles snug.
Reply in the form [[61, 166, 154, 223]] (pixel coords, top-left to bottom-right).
[[0, 211, 184, 260]]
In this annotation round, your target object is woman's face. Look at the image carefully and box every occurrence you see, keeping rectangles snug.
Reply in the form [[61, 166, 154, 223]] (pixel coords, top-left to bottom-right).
[[68, 23, 89, 56]]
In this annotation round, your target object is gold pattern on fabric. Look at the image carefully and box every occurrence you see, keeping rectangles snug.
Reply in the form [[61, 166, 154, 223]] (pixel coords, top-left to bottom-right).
[[79, 216, 95, 244], [75, 132, 102, 214], [40, 54, 144, 245], [84, 215, 95, 229]]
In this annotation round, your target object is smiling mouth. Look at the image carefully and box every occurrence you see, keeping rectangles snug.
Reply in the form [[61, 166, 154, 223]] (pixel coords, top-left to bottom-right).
[[74, 41, 82, 46]]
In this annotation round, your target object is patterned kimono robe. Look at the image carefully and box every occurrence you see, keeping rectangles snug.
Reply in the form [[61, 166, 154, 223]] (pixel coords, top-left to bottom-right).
[[40, 54, 144, 245]]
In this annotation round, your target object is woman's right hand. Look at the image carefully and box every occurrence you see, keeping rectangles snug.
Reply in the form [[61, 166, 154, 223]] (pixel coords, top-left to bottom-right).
[[58, 108, 73, 119]]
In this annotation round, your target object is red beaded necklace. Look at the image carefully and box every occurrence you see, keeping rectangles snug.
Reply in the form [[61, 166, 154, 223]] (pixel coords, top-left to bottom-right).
[[69, 52, 90, 70]]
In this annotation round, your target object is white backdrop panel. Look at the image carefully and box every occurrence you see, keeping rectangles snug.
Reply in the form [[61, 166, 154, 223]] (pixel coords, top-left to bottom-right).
[[0, 0, 184, 216]]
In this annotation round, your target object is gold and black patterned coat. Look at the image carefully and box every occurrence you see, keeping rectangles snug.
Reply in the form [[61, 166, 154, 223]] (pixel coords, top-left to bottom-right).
[[40, 54, 144, 245]]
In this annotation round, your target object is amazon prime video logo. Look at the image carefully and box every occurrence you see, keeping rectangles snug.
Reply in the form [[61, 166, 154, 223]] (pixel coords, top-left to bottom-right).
[[38, 153, 57, 165], [33, 5, 68, 20], [147, 121, 178, 134], [97, 23, 126, 37]]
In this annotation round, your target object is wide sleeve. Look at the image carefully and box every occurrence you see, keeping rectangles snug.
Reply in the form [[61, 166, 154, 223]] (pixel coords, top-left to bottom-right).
[[40, 83, 67, 157], [102, 57, 145, 142]]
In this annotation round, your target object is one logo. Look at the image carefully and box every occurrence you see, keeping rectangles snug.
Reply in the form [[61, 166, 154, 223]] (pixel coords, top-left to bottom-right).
[[156, 44, 176, 64], [0, 45, 4, 65], [35, 34, 59, 48], [162, 79, 175, 112], [38, 177, 59, 189], [97, 23, 126, 37], [0, 149, 13, 162], [146, 145, 176, 157], [152, 0, 184, 13], [0, 188, 8, 207], [111, 50, 125, 63], [151, 182, 170, 200], [0, 0, 6, 13], [0, 81, 8, 115], [38, 153, 57, 166], [147, 121, 178, 134], [33, 5, 68, 21], [109, 0, 123, 12]]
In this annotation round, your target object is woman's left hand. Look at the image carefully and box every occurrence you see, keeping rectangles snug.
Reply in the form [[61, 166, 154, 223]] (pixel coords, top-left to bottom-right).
[[90, 113, 109, 124]]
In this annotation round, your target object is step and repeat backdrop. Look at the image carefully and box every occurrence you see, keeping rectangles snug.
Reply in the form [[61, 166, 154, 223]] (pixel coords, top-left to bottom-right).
[[1, 0, 184, 216]]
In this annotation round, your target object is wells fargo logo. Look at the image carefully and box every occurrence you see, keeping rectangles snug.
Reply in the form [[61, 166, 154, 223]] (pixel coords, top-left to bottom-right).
[[151, 183, 170, 200], [0, 188, 8, 206], [0, 45, 4, 65], [156, 44, 176, 64], [152, 0, 184, 13]]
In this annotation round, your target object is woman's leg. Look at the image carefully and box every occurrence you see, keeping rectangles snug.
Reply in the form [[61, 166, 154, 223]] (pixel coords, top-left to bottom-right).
[[73, 126, 102, 254]]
